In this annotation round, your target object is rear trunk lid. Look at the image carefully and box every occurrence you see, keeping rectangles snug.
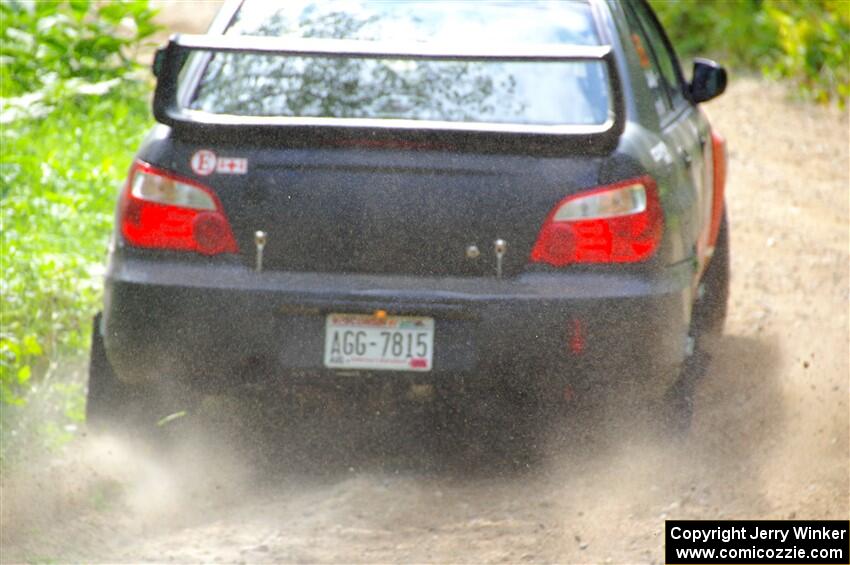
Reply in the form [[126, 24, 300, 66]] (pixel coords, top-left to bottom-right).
[[167, 141, 603, 278]]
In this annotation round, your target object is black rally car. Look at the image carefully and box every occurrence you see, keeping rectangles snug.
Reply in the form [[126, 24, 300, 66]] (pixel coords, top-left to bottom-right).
[[87, 0, 729, 433]]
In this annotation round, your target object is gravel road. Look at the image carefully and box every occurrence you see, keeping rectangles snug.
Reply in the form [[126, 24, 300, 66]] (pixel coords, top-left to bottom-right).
[[1, 6, 847, 563]]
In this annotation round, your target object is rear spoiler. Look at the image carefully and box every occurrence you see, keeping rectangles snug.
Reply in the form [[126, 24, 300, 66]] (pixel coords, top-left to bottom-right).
[[152, 34, 625, 147]]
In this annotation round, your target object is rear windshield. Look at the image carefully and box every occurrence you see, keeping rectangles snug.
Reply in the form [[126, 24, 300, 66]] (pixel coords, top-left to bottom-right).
[[189, 1, 611, 126]]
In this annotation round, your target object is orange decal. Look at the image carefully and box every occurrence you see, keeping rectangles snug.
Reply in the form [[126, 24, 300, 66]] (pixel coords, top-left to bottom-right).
[[708, 131, 727, 248]]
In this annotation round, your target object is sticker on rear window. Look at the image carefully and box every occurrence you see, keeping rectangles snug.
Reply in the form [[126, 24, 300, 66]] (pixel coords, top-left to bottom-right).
[[216, 156, 247, 174], [190, 149, 217, 176], [190, 150, 247, 176]]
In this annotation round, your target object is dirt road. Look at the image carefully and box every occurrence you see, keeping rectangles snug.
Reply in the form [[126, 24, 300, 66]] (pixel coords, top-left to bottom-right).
[[1, 6, 848, 563]]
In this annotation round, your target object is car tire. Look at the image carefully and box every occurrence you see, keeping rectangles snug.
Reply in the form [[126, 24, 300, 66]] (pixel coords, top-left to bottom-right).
[[660, 210, 730, 434], [658, 354, 701, 436], [86, 313, 192, 441], [86, 313, 129, 431], [693, 210, 730, 338]]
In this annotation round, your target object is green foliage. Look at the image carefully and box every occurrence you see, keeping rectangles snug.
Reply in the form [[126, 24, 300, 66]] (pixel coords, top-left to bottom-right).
[[648, 0, 778, 68], [650, 0, 850, 106], [764, 1, 850, 104], [1, 85, 152, 406], [1, 2, 159, 422], [0, 0, 159, 97]]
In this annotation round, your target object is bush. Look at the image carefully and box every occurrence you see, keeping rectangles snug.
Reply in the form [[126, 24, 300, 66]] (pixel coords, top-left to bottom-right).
[[765, 1, 850, 104], [649, 0, 778, 68], [0, 1, 159, 440], [0, 0, 159, 97], [650, 0, 850, 106]]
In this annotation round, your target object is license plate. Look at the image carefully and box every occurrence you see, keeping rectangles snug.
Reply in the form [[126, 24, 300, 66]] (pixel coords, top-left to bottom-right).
[[324, 313, 434, 372]]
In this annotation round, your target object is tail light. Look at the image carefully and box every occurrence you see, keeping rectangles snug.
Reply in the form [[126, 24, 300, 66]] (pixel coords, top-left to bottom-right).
[[119, 161, 238, 255], [530, 176, 662, 266]]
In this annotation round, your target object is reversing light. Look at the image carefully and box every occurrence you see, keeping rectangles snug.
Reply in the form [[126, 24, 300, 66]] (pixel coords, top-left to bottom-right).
[[530, 176, 663, 266], [553, 182, 647, 221], [130, 168, 216, 210]]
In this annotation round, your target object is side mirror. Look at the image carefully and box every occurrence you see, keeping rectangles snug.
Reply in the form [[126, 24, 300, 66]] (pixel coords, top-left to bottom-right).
[[689, 58, 727, 103]]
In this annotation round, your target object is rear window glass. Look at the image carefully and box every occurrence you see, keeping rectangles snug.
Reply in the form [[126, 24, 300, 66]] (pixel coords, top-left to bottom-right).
[[189, 1, 611, 126]]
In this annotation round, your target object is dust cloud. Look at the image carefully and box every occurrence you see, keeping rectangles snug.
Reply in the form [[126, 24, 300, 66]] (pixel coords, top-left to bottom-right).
[[1, 321, 845, 563]]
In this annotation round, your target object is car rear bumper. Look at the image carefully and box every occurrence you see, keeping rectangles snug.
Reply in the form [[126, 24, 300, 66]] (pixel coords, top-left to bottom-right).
[[102, 256, 692, 401]]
